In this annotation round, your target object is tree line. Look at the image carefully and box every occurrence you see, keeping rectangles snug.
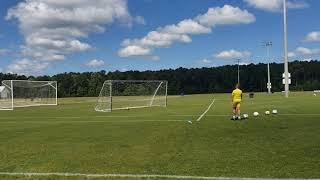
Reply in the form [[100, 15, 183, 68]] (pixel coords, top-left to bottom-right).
[[1, 60, 319, 97]]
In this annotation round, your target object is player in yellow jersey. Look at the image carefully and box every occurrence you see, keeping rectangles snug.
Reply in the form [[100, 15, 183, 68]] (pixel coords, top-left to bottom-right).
[[231, 83, 243, 120]]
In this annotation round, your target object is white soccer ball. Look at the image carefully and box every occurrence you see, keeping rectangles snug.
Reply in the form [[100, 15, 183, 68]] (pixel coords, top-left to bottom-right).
[[272, 109, 278, 114], [253, 112, 259, 117], [243, 114, 249, 119], [265, 111, 270, 115]]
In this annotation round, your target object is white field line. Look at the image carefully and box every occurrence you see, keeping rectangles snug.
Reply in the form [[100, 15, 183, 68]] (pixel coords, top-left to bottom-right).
[[0, 113, 319, 121], [201, 114, 320, 117], [0, 115, 188, 120], [174, 114, 320, 117], [0, 119, 187, 124], [196, 99, 215, 122], [0, 172, 317, 180]]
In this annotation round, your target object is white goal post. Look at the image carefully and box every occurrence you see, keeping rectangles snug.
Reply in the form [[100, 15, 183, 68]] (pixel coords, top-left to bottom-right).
[[95, 80, 168, 112], [0, 80, 58, 110]]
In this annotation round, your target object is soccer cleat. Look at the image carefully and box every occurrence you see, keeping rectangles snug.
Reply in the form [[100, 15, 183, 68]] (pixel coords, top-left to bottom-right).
[[237, 116, 241, 120], [231, 116, 236, 120]]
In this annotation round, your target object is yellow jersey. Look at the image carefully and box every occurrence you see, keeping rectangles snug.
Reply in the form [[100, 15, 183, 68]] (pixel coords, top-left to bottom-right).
[[232, 88, 242, 102]]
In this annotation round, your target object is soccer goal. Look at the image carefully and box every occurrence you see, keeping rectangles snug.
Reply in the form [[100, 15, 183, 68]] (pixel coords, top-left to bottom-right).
[[95, 80, 168, 112], [0, 80, 58, 110]]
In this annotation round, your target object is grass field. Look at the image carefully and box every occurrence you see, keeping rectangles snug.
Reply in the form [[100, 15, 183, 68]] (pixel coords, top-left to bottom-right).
[[0, 92, 319, 180]]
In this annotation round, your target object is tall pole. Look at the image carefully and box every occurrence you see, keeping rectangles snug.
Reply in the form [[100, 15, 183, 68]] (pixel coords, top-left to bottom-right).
[[264, 41, 272, 94], [237, 59, 240, 85], [267, 63, 271, 93], [283, 0, 289, 98]]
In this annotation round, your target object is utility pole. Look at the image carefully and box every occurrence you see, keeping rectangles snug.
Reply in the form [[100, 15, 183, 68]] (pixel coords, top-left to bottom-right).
[[263, 41, 272, 94], [283, 0, 290, 98], [237, 59, 240, 85], [267, 63, 271, 93]]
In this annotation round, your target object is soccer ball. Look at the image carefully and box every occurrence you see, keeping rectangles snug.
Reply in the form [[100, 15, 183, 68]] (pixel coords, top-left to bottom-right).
[[265, 111, 270, 115], [272, 109, 278, 114], [243, 114, 249, 119], [253, 112, 259, 117]]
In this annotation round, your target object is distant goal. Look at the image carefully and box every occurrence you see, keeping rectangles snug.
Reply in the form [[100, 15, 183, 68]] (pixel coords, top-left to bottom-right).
[[0, 80, 58, 110], [95, 80, 168, 112]]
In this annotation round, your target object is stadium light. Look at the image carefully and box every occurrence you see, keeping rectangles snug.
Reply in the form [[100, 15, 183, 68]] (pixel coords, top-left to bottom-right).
[[283, 0, 290, 97], [262, 41, 273, 94]]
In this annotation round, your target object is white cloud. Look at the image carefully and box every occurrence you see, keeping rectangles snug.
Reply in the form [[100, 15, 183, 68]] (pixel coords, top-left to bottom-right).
[[215, 49, 251, 59], [239, 62, 250, 65], [288, 47, 320, 58], [244, 0, 308, 12], [244, 0, 282, 12], [195, 5, 255, 27], [119, 45, 152, 57], [86, 59, 105, 68], [161, 19, 212, 35], [119, 5, 255, 59], [118, 43, 161, 61], [6, 0, 137, 74], [7, 59, 50, 75], [304, 31, 320, 42], [199, 59, 213, 64], [197, 58, 216, 67]]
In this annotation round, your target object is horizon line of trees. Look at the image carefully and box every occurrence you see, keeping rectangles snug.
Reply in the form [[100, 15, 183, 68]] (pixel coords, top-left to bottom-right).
[[1, 60, 319, 97]]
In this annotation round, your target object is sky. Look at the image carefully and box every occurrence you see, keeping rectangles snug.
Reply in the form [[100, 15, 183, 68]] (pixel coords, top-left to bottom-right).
[[0, 0, 319, 75]]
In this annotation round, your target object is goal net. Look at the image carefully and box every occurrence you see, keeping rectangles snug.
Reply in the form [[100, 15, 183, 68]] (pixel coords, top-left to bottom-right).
[[0, 80, 58, 110], [95, 80, 168, 112]]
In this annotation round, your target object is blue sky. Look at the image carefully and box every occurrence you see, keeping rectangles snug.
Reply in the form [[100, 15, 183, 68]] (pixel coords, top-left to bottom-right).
[[0, 0, 319, 75]]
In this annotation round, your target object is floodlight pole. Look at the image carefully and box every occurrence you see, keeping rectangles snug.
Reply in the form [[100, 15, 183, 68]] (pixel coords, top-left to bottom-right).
[[267, 63, 271, 93], [237, 59, 240, 85], [263, 41, 272, 94], [283, 0, 289, 98]]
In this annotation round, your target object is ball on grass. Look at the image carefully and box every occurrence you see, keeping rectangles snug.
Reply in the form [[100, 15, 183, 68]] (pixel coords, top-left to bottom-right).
[[272, 109, 278, 114], [243, 114, 249, 119], [265, 111, 270, 115], [253, 112, 259, 117]]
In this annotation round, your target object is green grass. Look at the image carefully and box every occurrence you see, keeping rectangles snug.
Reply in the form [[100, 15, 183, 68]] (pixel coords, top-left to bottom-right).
[[0, 92, 319, 179]]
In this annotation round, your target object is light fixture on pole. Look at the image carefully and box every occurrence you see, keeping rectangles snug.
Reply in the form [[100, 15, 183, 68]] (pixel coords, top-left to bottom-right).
[[262, 41, 272, 94], [283, 0, 290, 97]]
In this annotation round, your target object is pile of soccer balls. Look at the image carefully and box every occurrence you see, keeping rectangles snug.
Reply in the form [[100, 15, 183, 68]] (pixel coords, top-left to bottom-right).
[[243, 109, 277, 119]]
